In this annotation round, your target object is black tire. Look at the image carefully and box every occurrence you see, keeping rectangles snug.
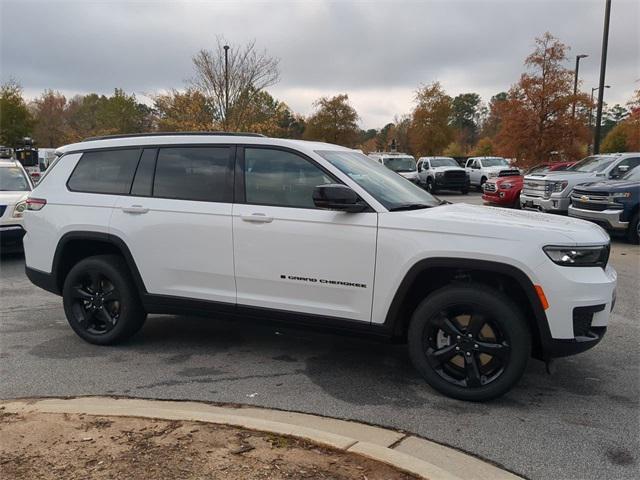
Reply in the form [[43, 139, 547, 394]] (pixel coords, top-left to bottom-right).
[[407, 283, 531, 401], [477, 176, 487, 192], [427, 177, 438, 194], [461, 187, 469, 195], [63, 255, 146, 345], [627, 212, 639, 245]]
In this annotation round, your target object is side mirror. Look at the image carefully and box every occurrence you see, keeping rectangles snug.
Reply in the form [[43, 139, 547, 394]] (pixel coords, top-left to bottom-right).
[[313, 184, 367, 213]]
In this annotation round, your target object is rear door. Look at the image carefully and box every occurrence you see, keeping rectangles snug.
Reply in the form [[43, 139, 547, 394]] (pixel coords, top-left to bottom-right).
[[232, 146, 377, 322], [110, 145, 236, 304]]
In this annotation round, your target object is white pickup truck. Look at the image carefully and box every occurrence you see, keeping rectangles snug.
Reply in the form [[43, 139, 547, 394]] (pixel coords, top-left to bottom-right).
[[465, 157, 520, 189]]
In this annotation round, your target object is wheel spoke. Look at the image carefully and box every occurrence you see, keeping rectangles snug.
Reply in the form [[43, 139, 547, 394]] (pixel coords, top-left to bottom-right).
[[88, 271, 102, 294], [433, 313, 464, 338], [102, 289, 118, 302], [427, 344, 459, 365], [95, 308, 115, 330], [464, 353, 482, 387], [467, 313, 486, 337], [71, 286, 93, 301], [476, 340, 510, 359]]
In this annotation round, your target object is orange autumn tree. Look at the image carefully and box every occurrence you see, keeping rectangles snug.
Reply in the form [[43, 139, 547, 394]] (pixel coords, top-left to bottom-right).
[[601, 89, 640, 153], [495, 33, 591, 166]]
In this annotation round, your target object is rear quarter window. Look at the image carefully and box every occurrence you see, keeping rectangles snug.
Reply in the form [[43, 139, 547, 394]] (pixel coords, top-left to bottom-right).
[[67, 149, 141, 194]]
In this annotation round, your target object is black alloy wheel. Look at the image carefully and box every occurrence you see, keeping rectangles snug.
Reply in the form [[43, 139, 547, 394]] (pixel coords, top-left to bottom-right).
[[63, 255, 146, 345], [408, 284, 530, 401], [68, 270, 121, 335]]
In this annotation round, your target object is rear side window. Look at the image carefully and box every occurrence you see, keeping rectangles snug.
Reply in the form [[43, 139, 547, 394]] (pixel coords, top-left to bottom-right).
[[67, 149, 140, 194], [130, 148, 157, 196], [153, 147, 232, 202]]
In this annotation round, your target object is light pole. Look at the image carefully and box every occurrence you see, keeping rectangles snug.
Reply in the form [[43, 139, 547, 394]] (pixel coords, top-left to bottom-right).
[[594, 0, 612, 154], [572, 54, 588, 118], [223, 44, 230, 130], [589, 85, 610, 127]]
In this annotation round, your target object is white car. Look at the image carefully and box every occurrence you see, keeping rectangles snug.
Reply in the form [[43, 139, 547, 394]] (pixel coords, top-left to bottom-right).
[[368, 152, 419, 183], [465, 157, 520, 188], [24, 133, 616, 401], [0, 160, 33, 250], [417, 156, 470, 194]]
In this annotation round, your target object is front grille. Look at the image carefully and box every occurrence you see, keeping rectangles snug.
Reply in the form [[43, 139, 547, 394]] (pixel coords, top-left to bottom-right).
[[571, 200, 609, 212], [444, 170, 466, 179], [498, 169, 521, 177], [573, 305, 605, 338], [522, 180, 548, 197], [0, 205, 7, 217], [483, 183, 497, 192]]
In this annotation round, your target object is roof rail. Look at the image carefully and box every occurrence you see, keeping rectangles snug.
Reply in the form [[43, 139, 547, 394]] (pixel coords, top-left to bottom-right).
[[81, 131, 266, 142]]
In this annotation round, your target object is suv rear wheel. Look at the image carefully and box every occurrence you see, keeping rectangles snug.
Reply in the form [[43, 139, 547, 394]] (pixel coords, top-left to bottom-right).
[[407, 283, 530, 401], [628, 212, 639, 245], [62, 255, 146, 345]]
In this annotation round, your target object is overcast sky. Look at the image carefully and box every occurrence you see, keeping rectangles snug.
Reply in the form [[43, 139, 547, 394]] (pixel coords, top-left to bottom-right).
[[1, 0, 638, 128]]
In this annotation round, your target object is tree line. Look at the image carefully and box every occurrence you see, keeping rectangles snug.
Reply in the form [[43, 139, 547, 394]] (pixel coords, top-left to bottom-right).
[[1, 33, 638, 166]]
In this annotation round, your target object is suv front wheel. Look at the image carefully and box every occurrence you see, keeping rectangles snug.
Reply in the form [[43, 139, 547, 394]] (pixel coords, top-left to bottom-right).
[[408, 283, 530, 401], [63, 255, 146, 345]]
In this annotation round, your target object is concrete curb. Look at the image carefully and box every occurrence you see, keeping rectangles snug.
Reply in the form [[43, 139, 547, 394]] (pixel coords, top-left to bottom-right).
[[1, 397, 522, 480]]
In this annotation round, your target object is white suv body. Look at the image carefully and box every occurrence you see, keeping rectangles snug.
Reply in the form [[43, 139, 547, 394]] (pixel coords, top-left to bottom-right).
[[521, 153, 640, 213], [465, 157, 520, 187], [24, 134, 616, 401], [0, 160, 33, 248]]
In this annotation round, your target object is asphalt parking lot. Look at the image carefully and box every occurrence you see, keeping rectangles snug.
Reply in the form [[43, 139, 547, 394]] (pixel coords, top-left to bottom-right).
[[1, 190, 638, 480]]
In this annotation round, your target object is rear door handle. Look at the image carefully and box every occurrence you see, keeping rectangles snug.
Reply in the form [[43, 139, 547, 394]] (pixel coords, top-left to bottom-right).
[[240, 213, 273, 223], [122, 205, 149, 214]]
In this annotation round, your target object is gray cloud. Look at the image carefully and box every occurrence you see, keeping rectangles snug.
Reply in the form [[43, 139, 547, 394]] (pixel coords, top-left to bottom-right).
[[2, 0, 638, 128]]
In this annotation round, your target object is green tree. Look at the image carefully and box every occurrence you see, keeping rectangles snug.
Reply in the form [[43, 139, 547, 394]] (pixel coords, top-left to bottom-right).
[[443, 141, 464, 157], [303, 94, 360, 147], [470, 137, 495, 156], [450, 93, 482, 148], [153, 88, 213, 132], [408, 82, 453, 156], [0, 80, 33, 146]]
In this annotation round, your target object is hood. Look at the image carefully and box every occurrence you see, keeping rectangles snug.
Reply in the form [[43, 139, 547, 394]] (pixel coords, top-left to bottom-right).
[[482, 166, 512, 172], [381, 202, 609, 245], [398, 171, 419, 178], [573, 179, 640, 193], [525, 170, 598, 181], [0, 191, 29, 206], [432, 165, 465, 172]]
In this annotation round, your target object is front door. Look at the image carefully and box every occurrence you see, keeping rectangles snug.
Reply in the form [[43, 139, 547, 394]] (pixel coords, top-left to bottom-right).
[[232, 146, 377, 322]]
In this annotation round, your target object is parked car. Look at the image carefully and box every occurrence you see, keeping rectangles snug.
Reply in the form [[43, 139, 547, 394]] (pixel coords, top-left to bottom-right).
[[569, 166, 640, 244], [24, 133, 616, 401], [464, 157, 520, 189], [521, 153, 640, 213], [0, 159, 33, 250], [416, 156, 469, 194], [369, 152, 419, 183], [483, 161, 576, 208]]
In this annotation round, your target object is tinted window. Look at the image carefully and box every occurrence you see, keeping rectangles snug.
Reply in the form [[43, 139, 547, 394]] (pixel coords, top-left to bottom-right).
[[0, 167, 31, 191], [245, 148, 333, 208], [153, 147, 232, 202], [131, 148, 157, 196], [68, 149, 140, 194]]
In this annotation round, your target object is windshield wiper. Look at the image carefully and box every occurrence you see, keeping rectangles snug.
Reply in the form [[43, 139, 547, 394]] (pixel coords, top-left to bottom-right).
[[388, 203, 433, 211]]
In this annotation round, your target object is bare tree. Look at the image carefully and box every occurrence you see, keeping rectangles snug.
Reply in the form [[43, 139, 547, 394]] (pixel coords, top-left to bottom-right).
[[191, 38, 280, 131]]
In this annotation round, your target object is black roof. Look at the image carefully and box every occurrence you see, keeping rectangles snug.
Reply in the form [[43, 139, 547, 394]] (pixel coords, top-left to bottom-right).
[[81, 132, 266, 142]]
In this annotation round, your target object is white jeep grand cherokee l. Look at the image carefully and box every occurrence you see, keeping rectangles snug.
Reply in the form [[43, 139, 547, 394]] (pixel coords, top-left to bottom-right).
[[23, 133, 617, 401]]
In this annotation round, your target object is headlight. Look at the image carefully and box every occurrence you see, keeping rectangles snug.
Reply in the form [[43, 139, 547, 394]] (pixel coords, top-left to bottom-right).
[[488, 172, 498, 178], [543, 245, 610, 268], [500, 182, 514, 189], [436, 172, 444, 177], [550, 181, 568, 193], [12, 201, 27, 219], [610, 192, 632, 202]]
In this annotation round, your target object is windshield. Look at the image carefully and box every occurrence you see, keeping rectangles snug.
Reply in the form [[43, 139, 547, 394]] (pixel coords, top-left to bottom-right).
[[317, 150, 440, 210], [0, 167, 31, 191], [430, 158, 459, 167], [382, 157, 416, 172], [481, 158, 509, 167], [568, 155, 617, 173], [622, 166, 640, 181], [527, 164, 550, 175]]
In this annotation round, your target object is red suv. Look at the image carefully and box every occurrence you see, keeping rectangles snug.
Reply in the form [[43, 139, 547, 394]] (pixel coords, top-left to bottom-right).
[[482, 161, 575, 208]]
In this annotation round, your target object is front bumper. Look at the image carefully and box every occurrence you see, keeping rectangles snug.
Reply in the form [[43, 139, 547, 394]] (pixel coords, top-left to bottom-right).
[[482, 189, 519, 205], [568, 205, 628, 230], [520, 193, 570, 212], [434, 176, 469, 189], [0, 224, 26, 246]]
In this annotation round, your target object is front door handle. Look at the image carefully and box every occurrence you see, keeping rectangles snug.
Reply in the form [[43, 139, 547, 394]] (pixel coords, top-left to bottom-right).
[[240, 213, 273, 223], [122, 205, 149, 214]]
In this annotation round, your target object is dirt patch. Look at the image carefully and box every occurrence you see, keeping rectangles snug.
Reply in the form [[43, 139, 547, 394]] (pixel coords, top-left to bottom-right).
[[0, 409, 417, 479]]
